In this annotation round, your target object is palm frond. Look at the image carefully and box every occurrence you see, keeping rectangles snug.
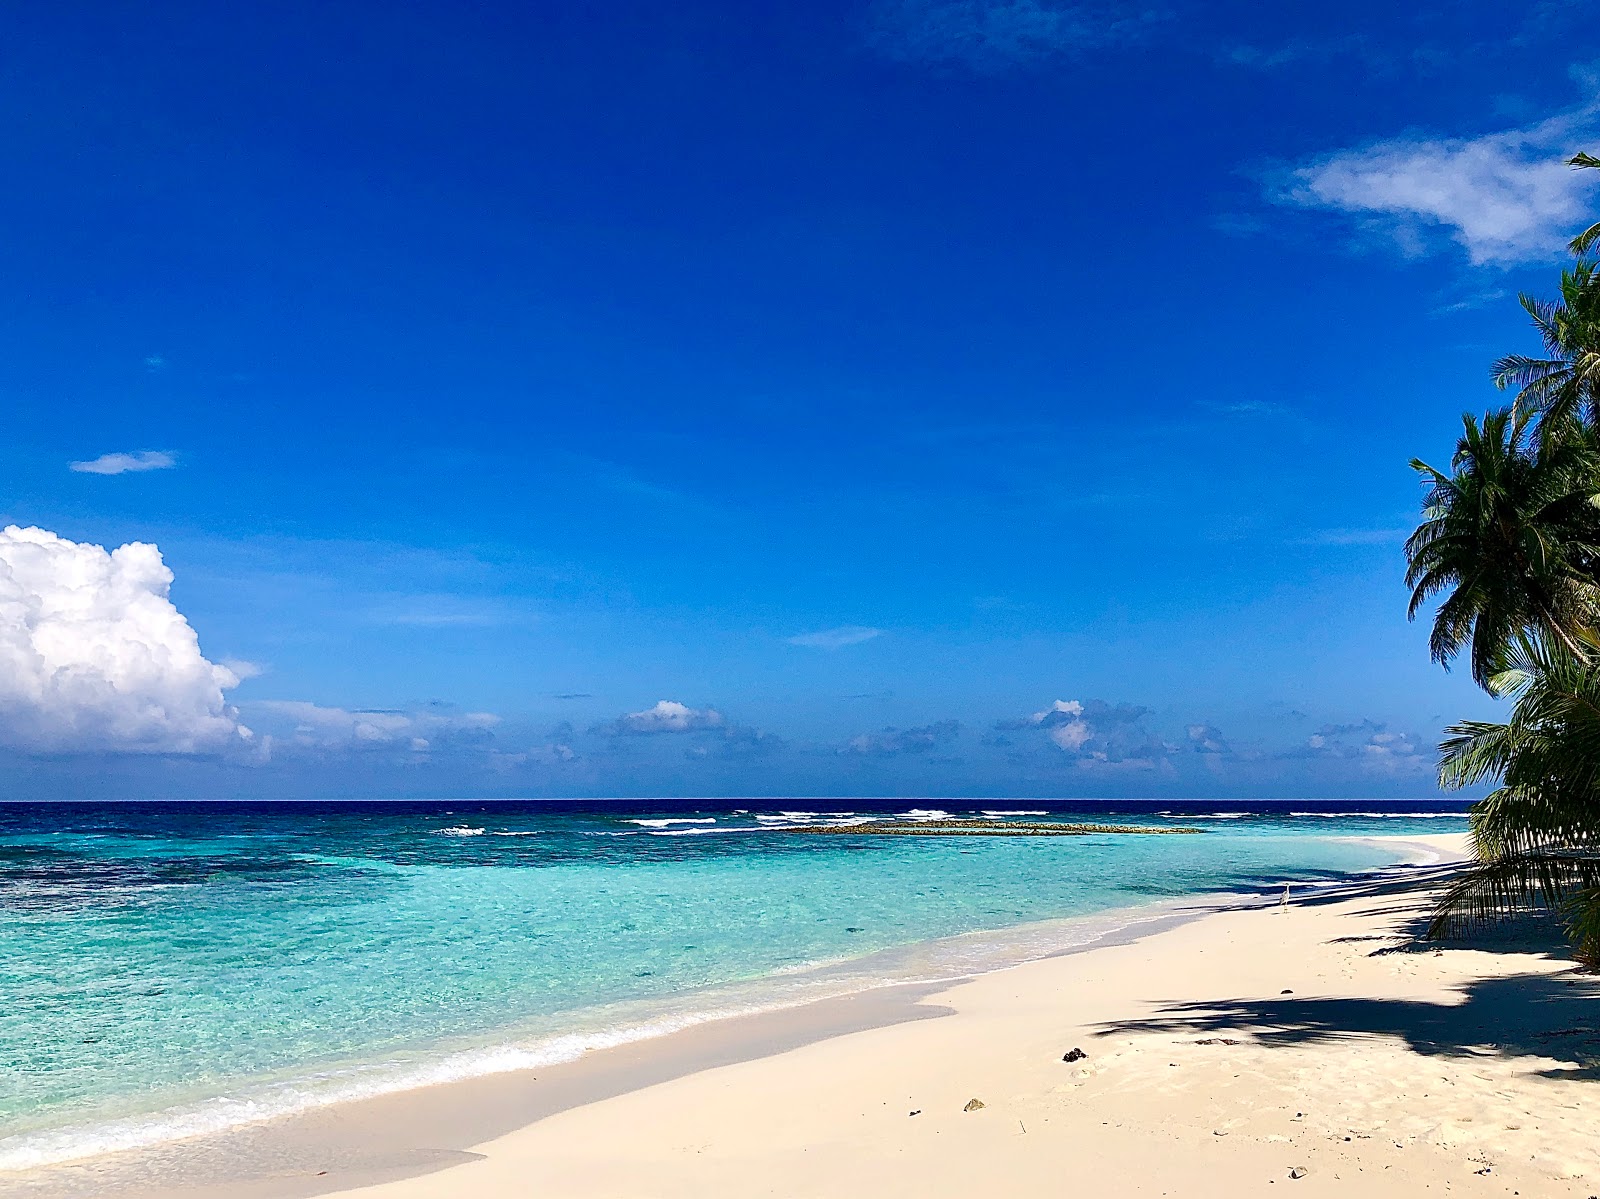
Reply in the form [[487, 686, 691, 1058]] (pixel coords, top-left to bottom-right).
[[1429, 850, 1600, 934], [1569, 153, 1600, 257]]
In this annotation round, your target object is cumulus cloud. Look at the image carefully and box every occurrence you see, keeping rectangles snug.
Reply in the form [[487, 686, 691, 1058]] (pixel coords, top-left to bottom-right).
[[1361, 729, 1428, 770], [587, 700, 783, 759], [866, 0, 1165, 70], [841, 719, 961, 756], [0, 526, 248, 753], [787, 626, 882, 649], [598, 700, 726, 735], [1282, 719, 1429, 773], [1280, 98, 1600, 265], [1002, 697, 1171, 765], [251, 700, 498, 753], [1186, 723, 1229, 755], [69, 450, 178, 476], [1023, 698, 1091, 750]]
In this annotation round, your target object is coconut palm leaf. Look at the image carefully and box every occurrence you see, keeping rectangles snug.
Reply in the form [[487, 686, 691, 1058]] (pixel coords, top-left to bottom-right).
[[1468, 786, 1600, 860], [1571, 153, 1600, 257], [1420, 174, 1600, 967], [1493, 260, 1600, 431], [1431, 636, 1600, 965], [1429, 849, 1600, 967], [1405, 409, 1600, 685], [1438, 637, 1600, 829]]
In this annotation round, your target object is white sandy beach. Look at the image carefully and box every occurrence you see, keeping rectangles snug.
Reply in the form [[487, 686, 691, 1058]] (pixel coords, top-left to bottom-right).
[[18, 833, 1600, 1199], [305, 832, 1597, 1199]]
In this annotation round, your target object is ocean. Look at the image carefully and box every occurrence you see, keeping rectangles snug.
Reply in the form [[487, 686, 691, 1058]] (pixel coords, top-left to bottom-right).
[[0, 799, 1468, 1171]]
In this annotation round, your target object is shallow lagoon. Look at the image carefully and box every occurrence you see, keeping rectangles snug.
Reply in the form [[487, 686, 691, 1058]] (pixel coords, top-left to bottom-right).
[[0, 799, 1467, 1167]]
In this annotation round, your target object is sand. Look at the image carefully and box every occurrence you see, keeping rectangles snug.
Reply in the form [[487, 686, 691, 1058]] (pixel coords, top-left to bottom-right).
[[18, 832, 1600, 1198]]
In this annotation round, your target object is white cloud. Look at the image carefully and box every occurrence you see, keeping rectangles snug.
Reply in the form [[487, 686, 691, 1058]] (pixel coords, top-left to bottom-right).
[[867, 0, 1163, 70], [1285, 720, 1428, 774], [1281, 100, 1600, 265], [0, 526, 248, 753], [251, 700, 498, 752], [1031, 698, 1083, 720], [1028, 698, 1091, 750], [1004, 697, 1175, 765], [1186, 723, 1229, 754], [607, 700, 725, 735], [1047, 721, 1090, 750], [70, 450, 178, 476], [787, 625, 882, 649]]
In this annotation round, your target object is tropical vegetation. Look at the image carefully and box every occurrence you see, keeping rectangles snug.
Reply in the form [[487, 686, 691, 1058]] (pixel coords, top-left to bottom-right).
[[1406, 152, 1600, 966]]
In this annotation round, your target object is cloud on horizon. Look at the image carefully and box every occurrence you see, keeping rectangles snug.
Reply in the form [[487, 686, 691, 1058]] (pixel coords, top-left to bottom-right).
[[249, 700, 499, 755], [841, 719, 961, 756], [0, 525, 249, 754], [1278, 90, 1600, 265], [597, 699, 726, 735], [1279, 718, 1429, 774], [0, 518, 1447, 795], [69, 450, 178, 475], [1001, 697, 1174, 767]]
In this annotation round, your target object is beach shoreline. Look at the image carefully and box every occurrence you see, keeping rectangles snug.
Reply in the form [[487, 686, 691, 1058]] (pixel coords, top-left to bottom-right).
[[297, 827, 1593, 1199], [4, 833, 1495, 1199]]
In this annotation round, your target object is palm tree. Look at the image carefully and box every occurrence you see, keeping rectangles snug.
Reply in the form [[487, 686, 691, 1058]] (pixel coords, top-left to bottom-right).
[[1430, 634, 1600, 966], [1571, 152, 1600, 256], [1491, 259, 1600, 434], [1405, 406, 1600, 687], [1414, 156, 1600, 966], [1491, 156, 1600, 431]]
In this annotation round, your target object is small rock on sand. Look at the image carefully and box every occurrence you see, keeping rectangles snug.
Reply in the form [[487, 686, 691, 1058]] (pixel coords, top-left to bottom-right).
[[1062, 1047, 1087, 1062], [963, 1098, 986, 1112], [1288, 1166, 1308, 1179]]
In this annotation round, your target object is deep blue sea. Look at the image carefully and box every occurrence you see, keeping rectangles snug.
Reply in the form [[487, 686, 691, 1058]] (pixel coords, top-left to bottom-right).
[[0, 798, 1469, 1170]]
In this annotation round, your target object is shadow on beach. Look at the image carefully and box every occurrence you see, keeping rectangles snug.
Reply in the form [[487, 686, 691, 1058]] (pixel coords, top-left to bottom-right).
[[1097, 889, 1600, 1080]]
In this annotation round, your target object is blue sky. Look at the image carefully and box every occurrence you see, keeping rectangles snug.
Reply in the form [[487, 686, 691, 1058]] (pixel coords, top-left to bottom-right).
[[1, 0, 1596, 798]]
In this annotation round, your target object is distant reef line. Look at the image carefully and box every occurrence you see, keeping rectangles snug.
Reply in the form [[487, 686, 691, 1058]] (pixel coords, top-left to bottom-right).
[[785, 819, 1205, 837]]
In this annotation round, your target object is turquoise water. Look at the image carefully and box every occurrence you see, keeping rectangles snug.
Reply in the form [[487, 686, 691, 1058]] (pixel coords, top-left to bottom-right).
[[0, 800, 1467, 1169]]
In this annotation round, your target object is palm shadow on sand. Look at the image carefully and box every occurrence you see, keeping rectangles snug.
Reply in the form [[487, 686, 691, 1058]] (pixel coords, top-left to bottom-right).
[[1097, 900, 1600, 1081]]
